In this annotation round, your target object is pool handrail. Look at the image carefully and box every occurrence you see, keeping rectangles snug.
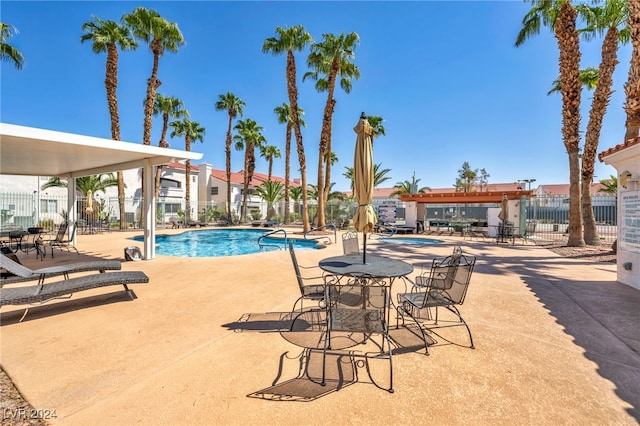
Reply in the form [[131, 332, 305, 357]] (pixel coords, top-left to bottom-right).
[[370, 223, 397, 239], [258, 228, 288, 250], [303, 224, 336, 245]]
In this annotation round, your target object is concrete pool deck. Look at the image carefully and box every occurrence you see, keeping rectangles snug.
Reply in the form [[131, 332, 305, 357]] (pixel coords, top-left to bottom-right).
[[1, 227, 639, 425]]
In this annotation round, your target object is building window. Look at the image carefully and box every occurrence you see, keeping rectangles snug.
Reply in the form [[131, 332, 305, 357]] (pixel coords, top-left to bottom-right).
[[211, 187, 219, 195], [160, 178, 181, 189], [192, 176, 196, 183], [158, 203, 182, 214], [40, 199, 57, 213]]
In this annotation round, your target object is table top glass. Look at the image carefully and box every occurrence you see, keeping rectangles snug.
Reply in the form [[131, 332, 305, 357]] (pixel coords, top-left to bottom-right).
[[318, 254, 414, 278]]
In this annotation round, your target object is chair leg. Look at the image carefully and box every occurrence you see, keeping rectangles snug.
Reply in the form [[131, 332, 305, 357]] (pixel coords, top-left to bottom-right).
[[397, 304, 431, 356]]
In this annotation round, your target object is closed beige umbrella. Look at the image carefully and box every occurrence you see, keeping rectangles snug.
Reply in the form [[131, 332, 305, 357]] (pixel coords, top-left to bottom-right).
[[86, 190, 93, 214], [498, 193, 508, 222], [352, 113, 376, 263], [497, 193, 508, 242]]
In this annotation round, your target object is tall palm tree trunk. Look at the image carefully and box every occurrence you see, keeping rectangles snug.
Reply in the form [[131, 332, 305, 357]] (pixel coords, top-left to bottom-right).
[[104, 44, 127, 231], [582, 28, 618, 245], [143, 50, 161, 146], [556, 2, 585, 247], [241, 147, 250, 223], [624, 0, 640, 141], [247, 145, 256, 212], [154, 114, 170, 200], [286, 51, 310, 232], [284, 123, 291, 224], [316, 59, 339, 228], [225, 116, 233, 221], [322, 98, 337, 203]]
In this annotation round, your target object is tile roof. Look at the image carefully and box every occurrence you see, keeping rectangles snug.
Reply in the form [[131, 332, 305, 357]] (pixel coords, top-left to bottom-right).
[[344, 183, 523, 198], [536, 183, 605, 196], [598, 135, 640, 161], [205, 167, 301, 187], [165, 161, 199, 172]]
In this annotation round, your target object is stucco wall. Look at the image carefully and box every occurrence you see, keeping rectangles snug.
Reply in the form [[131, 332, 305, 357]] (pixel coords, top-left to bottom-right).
[[602, 142, 640, 291]]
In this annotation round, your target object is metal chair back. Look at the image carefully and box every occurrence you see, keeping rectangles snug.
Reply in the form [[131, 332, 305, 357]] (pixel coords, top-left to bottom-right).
[[341, 231, 360, 255]]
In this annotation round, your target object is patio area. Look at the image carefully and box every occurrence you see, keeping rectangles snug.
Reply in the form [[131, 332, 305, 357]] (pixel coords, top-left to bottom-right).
[[1, 229, 639, 425]]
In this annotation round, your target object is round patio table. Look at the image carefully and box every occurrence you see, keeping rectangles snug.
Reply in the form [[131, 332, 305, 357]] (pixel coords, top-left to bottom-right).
[[318, 254, 413, 279]]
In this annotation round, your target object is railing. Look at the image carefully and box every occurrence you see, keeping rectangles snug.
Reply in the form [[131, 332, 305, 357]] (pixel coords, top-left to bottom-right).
[[303, 224, 337, 245], [257, 228, 288, 251], [370, 223, 397, 238]]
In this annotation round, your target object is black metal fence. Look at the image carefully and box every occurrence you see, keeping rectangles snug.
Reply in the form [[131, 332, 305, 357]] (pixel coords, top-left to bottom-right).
[[0, 192, 618, 243]]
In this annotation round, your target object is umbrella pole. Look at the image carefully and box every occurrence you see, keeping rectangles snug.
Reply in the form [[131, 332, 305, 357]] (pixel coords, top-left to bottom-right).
[[363, 232, 367, 264]]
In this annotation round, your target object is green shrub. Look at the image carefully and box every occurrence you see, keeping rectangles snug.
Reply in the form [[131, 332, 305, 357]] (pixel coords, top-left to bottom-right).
[[38, 219, 55, 231], [250, 209, 262, 221]]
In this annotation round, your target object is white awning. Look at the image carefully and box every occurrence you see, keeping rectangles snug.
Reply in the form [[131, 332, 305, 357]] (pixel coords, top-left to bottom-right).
[[0, 123, 202, 178], [0, 123, 204, 260]]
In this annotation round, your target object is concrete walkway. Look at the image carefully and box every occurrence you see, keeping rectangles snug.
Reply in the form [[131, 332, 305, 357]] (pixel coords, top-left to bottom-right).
[[1, 229, 638, 425]]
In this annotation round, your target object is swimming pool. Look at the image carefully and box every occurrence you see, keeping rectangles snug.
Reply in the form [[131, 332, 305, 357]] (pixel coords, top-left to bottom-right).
[[377, 236, 443, 245], [131, 229, 321, 257]]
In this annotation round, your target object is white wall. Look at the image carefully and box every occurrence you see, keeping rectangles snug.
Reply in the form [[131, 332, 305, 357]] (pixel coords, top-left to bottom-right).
[[602, 142, 640, 290]]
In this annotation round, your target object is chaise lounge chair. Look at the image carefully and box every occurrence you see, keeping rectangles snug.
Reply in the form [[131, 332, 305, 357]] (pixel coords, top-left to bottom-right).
[[1, 249, 122, 285], [0, 270, 149, 307]]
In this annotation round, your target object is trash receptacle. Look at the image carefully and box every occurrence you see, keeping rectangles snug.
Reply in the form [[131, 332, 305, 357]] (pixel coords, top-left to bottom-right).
[[124, 246, 143, 261]]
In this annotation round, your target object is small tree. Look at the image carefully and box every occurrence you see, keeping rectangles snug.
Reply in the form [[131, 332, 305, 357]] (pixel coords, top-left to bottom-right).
[[454, 162, 478, 192], [255, 180, 284, 220]]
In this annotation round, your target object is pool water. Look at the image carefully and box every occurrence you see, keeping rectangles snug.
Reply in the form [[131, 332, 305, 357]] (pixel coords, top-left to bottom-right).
[[378, 236, 443, 245], [131, 229, 320, 257]]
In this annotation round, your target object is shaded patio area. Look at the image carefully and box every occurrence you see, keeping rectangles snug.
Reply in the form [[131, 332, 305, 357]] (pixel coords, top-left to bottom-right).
[[1, 229, 638, 424]]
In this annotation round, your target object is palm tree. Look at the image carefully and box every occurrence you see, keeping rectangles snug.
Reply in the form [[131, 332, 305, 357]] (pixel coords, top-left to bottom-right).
[[366, 115, 386, 139], [343, 163, 392, 191], [255, 180, 284, 221], [274, 102, 305, 224], [42, 174, 119, 219], [576, 0, 629, 245], [215, 92, 245, 221], [263, 25, 313, 232], [260, 145, 281, 181], [304, 31, 360, 227], [516, 0, 585, 247], [41, 174, 119, 196], [598, 175, 618, 194], [289, 186, 303, 220], [0, 22, 24, 69], [624, 0, 640, 140], [170, 119, 205, 221], [123, 7, 184, 146], [547, 67, 599, 94], [81, 16, 137, 230], [391, 173, 430, 196], [153, 94, 187, 199], [234, 119, 265, 223]]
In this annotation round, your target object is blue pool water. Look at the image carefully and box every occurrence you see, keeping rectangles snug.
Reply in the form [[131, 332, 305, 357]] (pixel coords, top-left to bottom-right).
[[378, 236, 443, 245], [131, 229, 321, 257]]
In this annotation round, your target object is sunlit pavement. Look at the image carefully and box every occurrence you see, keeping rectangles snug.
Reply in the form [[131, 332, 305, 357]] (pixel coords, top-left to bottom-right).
[[1, 227, 638, 425]]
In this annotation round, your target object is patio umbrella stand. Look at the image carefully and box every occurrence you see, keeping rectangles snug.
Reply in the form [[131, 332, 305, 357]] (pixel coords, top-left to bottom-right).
[[352, 112, 377, 264]]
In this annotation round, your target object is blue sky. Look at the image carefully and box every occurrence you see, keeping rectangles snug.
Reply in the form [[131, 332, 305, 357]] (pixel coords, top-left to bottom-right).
[[1, 1, 631, 191]]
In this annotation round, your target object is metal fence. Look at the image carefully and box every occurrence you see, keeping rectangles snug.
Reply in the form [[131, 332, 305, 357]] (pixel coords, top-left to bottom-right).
[[420, 194, 617, 243], [0, 192, 223, 231], [0, 192, 618, 243]]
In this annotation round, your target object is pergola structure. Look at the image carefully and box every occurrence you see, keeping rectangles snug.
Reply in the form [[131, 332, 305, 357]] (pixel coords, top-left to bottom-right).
[[0, 123, 203, 260], [398, 190, 533, 204]]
